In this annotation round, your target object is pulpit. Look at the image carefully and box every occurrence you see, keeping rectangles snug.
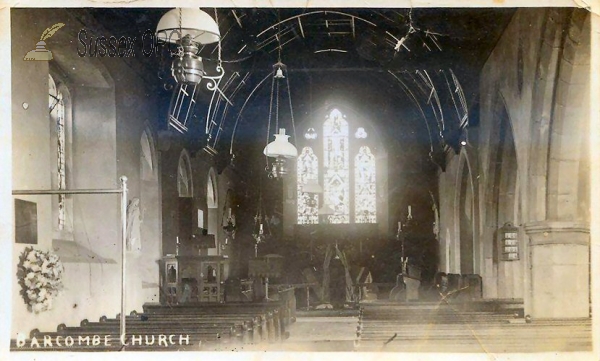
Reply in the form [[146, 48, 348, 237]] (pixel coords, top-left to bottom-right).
[[160, 255, 229, 304]]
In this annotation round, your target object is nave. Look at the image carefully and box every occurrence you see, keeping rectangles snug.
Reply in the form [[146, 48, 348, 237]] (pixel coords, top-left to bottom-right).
[[7, 4, 594, 357], [11, 297, 591, 352]]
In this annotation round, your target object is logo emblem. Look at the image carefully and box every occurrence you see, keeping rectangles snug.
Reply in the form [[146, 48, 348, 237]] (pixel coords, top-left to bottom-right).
[[24, 23, 65, 61]]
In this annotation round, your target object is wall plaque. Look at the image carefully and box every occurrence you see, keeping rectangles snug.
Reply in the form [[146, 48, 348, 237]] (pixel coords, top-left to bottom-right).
[[15, 199, 37, 244]]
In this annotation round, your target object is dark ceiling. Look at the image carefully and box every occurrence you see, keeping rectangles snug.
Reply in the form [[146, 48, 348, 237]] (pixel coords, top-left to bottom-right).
[[82, 7, 517, 227], [88, 7, 514, 156], [87, 7, 514, 187]]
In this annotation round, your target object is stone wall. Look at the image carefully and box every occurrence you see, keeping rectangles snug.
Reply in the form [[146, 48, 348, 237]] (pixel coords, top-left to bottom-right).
[[437, 8, 590, 318], [9, 8, 234, 337]]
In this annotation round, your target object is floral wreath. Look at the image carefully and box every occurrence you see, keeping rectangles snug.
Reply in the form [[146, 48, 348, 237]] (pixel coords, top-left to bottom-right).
[[17, 247, 64, 313]]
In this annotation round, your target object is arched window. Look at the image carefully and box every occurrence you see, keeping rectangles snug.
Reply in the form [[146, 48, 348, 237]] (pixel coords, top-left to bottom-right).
[[297, 108, 377, 224], [177, 151, 193, 197], [140, 129, 155, 181], [49, 74, 72, 232], [323, 109, 350, 223], [355, 146, 376, 223], [297, 146, 319, 224], [207, 168, 217, 209]]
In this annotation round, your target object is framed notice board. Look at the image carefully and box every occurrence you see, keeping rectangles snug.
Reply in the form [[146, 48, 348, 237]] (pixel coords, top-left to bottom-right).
[[498, 222, 519, 261]]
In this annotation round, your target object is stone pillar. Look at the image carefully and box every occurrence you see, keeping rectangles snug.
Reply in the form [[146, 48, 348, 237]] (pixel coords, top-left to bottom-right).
[[524, 221, 589, 318]]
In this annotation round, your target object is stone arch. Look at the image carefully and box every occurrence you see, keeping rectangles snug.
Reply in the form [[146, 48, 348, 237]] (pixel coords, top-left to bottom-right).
[[491, 95, 521, 298], [454, 149, 477, 275], [177, 150, 193, 198], [207, 167, 218, 209], [545, 10, 590, 222], [522, 9, 590, 319], [206, 167, 219, 255], [48, 71, 74, 237], [138, 124, 161, 303], [140, 124, 158, 181]]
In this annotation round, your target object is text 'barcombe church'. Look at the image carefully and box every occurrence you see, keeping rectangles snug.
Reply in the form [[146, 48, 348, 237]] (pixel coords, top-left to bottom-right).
[[15, 334, 193, 348]]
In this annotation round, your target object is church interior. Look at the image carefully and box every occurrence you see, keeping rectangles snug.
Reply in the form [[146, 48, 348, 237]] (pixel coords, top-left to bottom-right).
[[6, 4, 595, 354]]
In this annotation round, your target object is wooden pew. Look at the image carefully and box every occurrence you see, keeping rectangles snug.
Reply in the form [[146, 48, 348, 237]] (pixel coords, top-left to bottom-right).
[[355, 303, 591, 352]]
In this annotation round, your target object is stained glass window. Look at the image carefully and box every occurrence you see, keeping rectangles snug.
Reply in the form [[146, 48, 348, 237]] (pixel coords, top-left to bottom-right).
[[297, 147, 319, 224], [323, 109, 350, 224], [296, 108, 377, 225], [355, 146, 376, 223], [49, 75, 66, 230]]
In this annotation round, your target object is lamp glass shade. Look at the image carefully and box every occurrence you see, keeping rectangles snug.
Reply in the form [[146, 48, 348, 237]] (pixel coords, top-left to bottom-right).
[[304, 127, 317, 140], [302, 179, 323, 193], [263, 128, 298, 158], [318, 204, 335, 215], [156, 8, 220, 45], [274, 67, 285, 79]]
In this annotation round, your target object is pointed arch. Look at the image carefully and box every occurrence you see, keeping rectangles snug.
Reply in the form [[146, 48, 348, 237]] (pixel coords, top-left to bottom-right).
[[140, 126, 157, 181], [49, 73, 73, 235], [177, 150, 193, 197], [207, 167, 218, 209]]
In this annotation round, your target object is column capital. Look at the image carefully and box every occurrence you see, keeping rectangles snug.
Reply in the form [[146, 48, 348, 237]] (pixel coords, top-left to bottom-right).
[[524, 221, 589, 246]]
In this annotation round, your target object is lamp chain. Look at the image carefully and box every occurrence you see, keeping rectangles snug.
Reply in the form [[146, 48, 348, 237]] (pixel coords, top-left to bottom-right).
[[214, 8, 222, 66], [178, 8, 182, 39], [277, 10, 282, 63], [275, 78, 280, 131], [265, 75, 276, 170], [285, 72, 297, 146], [176, 7, 183, 57]]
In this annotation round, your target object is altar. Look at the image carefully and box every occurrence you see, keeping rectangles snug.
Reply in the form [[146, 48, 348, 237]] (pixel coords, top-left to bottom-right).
[[160, 255, 230, 304]]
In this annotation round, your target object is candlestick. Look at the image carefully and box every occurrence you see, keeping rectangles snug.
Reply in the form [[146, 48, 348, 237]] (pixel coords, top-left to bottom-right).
[[398, 221, 402, 232], [408, 205, 412, 219]]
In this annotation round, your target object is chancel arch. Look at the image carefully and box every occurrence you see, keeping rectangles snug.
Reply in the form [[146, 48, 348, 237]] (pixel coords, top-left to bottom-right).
[[139, 125, 161, 302]]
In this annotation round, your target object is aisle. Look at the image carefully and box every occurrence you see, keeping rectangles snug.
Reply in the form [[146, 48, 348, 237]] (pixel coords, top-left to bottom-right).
[[274, 316, 359, 351]]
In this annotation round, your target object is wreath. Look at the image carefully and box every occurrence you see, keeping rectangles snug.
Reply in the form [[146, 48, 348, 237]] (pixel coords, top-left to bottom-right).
[[17, 247, 64, 313]]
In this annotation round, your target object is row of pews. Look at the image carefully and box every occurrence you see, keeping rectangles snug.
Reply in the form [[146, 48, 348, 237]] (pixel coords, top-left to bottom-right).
[[11, 288, 296, 351], [355, 301, 592, 352]]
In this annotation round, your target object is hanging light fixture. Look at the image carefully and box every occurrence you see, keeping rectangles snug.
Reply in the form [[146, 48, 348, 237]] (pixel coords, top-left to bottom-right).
[[302, 179, 323, 194], [304, 127, 317, 140], [264, 128, 298, 158], [264, 129, 297, 178], [318, 203, 335, 225], [263, 24, 297, 179], [263, 57, 299, 178], [273, 62, 286, 79], [318, 203, 335, 216], [155, 8, 224, 87], [302, 179, 323, 208], [221, 192, 236, 248]]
